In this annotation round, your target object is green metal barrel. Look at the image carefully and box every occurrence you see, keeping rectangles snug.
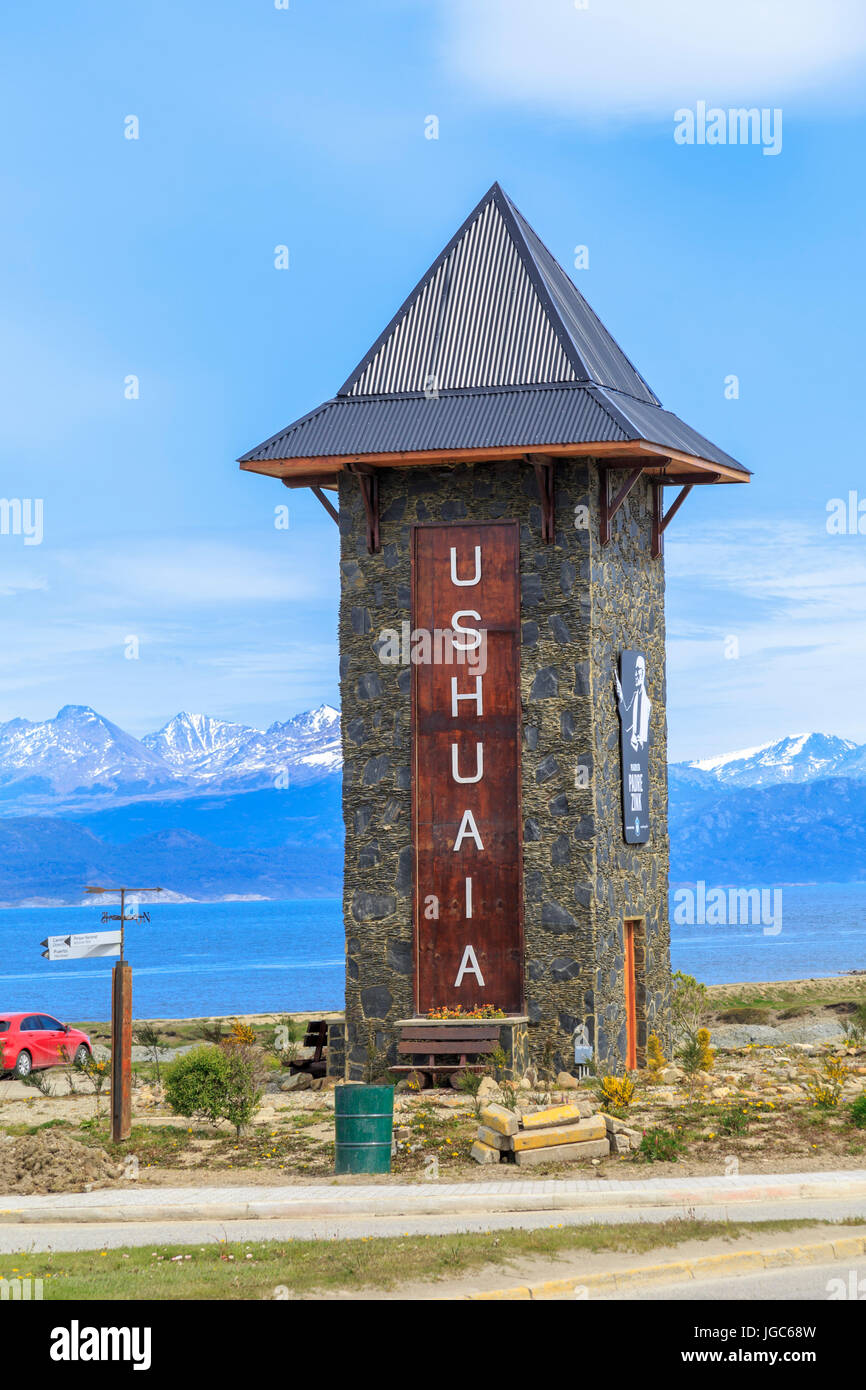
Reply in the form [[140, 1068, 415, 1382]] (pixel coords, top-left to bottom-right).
[[334, 1084, 394, 1175]]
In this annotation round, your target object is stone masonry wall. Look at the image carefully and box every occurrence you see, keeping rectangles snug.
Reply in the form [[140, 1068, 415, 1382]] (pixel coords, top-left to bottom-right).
[[590, 466, 671, 1069], [337, 457, 670, 1080]]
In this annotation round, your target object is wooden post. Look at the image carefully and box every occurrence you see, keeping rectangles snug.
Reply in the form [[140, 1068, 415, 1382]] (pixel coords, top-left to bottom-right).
[[111, 960, 132, 1143]]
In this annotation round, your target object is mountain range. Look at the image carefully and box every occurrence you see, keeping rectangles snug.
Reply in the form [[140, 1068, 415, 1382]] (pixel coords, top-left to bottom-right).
[[669, 732, 866, 883], [0, 706, 865, 903], [0, 703, 341, 811]]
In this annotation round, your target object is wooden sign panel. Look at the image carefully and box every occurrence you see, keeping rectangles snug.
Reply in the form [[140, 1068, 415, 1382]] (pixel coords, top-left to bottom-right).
[[413, 521, 523, 1014]]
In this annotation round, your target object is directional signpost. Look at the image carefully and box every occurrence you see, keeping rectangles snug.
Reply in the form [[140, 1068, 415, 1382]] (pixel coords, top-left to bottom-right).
[[41, 932, 123, 961], [41, 884, 162, 1142]]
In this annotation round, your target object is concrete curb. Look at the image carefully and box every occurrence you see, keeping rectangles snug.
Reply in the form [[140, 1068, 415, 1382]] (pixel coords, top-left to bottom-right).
[[462, 1235, 866, 1299], [2, 1174, 866, 1224]]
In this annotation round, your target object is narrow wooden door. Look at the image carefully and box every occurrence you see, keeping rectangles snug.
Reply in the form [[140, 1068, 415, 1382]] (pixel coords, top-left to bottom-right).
[[623, 920, 638, 1071]]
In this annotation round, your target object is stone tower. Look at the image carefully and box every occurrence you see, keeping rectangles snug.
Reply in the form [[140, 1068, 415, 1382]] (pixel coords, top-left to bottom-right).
[[240, 183, 750, 1078]]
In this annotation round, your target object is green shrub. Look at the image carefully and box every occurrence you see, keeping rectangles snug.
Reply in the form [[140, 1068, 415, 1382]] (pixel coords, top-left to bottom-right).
[[804, 1055, 849, 1110], [164, 1047, 231, 1125], [851, 1093, 866, 1130], [489, 1044, 508, 1081], [718, 1104, 749, 1136], [455, 1070, 483, 1101], [671, 971, 708, 1044], [164, 1044, 263, 1137], [219, 1042, 265, 1136], [676, 1032, 704, 1075], [636, 1126, 687, 1163], [598, 1074, 635, 1113]]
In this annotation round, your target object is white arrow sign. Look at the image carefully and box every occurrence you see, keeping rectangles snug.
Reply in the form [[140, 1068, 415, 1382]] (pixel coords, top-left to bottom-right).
[[41, 931, 122, 961]]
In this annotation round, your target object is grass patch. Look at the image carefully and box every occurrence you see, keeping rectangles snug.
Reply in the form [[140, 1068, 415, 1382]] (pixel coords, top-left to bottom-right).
[[635, 1126, 688, 1162], [71, 1121, 202, 1167], [208, 1125, 335, 1174], [4, 1217, 851, 1301], [0, 1118, 75, 1137], [718, 1007, 771, 1025], [707, 979, 866, 1017]]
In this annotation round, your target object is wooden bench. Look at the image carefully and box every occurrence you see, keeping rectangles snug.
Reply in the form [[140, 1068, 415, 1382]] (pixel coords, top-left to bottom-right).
[[289, 1020, 328, 1078], [391, 1023, 500, 1086]]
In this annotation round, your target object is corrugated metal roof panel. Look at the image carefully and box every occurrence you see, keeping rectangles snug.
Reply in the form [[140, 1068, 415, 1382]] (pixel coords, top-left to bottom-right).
[[339, 184, 661, 403], [346, 196, 576, 395], [239, 384, 747, 472], [590, 387, 746, 474], [503, 193, 661, 406]]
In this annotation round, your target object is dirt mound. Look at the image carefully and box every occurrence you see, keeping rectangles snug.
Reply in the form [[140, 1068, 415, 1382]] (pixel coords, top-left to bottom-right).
[[0, 1129, 121, 1195]]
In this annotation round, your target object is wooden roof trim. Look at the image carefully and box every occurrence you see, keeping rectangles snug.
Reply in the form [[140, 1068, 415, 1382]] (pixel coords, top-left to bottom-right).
[[241, 439, 747, 485]]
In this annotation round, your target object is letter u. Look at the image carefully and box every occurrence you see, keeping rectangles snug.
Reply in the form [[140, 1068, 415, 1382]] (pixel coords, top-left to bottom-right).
[[451, 742, 484, 784], [450, 545, 481, 587]]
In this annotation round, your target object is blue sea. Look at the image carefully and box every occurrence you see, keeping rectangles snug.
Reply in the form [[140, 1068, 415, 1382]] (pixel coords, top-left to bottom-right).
[[0, 885, 863, 1020]]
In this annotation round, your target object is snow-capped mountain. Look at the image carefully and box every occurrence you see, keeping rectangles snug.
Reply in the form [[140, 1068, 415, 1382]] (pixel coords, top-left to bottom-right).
[[142, 712, 257, 772], [682, 732, 859, 789], [188, 706, 342, 790], [0, 703, 343, 813], [669, 731, 866, 882], [0, 705, 176, 799]]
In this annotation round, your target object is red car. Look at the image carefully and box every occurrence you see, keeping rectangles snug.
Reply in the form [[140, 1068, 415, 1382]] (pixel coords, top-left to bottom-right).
[[0, 1013, 92, 1079]]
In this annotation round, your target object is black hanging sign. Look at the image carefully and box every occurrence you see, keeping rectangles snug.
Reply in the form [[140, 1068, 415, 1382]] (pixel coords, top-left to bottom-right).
[[614, 650, 651, 845]]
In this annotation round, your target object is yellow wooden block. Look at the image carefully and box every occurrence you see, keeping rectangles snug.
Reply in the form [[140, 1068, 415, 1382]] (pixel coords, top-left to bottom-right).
[[514, 1138, 609, 1165], [476, 1125, 513, 1151], [512, 1117, 606, 1152], [478, 1103, 519, 1136], [520, 1104, 584, 1131]]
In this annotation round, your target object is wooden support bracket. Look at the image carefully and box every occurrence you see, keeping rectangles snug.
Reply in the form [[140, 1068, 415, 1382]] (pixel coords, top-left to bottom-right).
[[281, 476, 340, 526], [651, 482, 694, 558], [600, 465, 645, 545], [347, 462, 380, 553], [527, 455, 556, 542], [311, 485, 339, 525]]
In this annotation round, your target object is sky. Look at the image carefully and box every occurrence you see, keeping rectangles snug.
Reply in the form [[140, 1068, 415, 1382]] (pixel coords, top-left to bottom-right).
[[1, 0, 865, 761]]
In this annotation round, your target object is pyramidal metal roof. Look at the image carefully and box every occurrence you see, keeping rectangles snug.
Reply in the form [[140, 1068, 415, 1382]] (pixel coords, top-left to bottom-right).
[[240, 183, 748, 482], [338, 185, 659, 403]]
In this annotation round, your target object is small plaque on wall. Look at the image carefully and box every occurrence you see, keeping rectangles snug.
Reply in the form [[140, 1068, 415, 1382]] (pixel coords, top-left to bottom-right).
[[615, 650, 651, 845]]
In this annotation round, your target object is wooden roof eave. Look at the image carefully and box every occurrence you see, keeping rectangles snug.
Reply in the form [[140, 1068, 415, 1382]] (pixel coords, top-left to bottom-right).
[[239, 438, 749, 487]]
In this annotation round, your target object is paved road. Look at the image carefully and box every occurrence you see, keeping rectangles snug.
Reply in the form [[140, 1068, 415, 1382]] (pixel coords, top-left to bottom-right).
[[2, 1196, 865, 1253], [599, 1258, 866, 1301]]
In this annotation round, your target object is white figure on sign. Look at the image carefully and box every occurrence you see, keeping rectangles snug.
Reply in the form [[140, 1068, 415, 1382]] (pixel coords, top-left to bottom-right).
[[615, 653, 651, 751]]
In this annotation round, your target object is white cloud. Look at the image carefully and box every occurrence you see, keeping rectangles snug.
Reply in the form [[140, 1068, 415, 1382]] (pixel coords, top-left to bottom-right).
[[665, 519, 866, 758], [59, 535, 338, 608], [443, 0, 866, 119], [0, 566, 48, 598]]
